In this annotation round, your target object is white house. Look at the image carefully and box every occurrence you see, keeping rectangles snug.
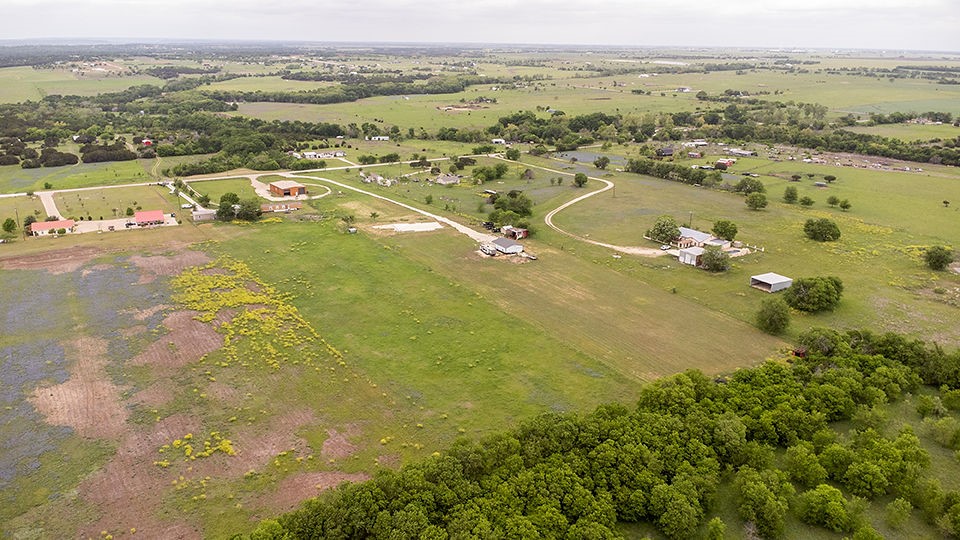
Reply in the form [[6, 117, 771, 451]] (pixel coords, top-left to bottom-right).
[[750, 273, 793, 293], [678, 246, 705, 266], [491, 138, 506, 145], [492, 237, 523, 255], [368, 136, 390, 141]]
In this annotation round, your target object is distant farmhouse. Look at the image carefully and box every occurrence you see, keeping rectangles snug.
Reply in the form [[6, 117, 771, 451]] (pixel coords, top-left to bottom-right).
[[435, 174, 461, 186]]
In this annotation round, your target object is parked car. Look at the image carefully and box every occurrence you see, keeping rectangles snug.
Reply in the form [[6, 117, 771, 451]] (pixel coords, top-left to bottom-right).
[[661, 245, 671, 250]]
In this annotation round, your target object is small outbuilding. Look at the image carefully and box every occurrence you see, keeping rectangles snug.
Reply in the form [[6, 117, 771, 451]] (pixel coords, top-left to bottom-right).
[[192, 208, 217, 222], [261, 202, 303, 213], [269, 180, 307, 197], [750, 272, 793, 293], [501, 225, 528, 240], [678, 246, 704, 266], [134, 210, 165, 226], [656, 147, 675, 158], [435, 174, 461, 186], [492, 237, 524, 255]]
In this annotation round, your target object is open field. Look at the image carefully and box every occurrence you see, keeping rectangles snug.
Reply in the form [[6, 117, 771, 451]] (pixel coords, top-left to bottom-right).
[[188, 177, 261, 201], [538, 152, 960, 344], [845, 122, 960, 141], [0, 66, 162, 103], [0, 195, 47, 233], [52, 185, 181, 220], [0, 160, 154, 194]]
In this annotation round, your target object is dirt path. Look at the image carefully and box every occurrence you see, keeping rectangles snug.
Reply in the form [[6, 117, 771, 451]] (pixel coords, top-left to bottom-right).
[[283, 172, 497, 243], [491, 157, 665, 257]]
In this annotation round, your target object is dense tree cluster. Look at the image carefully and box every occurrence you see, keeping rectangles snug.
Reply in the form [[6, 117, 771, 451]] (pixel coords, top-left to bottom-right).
[[248, 329, 960, 539], [783, 276, 844, 312]]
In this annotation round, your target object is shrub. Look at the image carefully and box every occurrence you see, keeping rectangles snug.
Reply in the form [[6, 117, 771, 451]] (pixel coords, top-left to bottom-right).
[[745, 192, 768, 210], [804, 218, 841, 241], [784, 276, 844, 312], [756, 297, 790, 335], [799, 196, 815, 206], [700, 245, 730, 272], [783, 186, 798, 203], [925, 246, 954, 270]]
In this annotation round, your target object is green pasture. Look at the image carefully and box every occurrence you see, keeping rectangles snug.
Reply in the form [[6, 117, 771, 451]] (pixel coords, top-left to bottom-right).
[[0, 195, 46, 234], [0, 160, 153, 194], [539, 154, 960, 344], [0, 66, 161, 103], [52, 185, 179, 220], [187, 177, 260, 202], [845, 122, 960, 141]]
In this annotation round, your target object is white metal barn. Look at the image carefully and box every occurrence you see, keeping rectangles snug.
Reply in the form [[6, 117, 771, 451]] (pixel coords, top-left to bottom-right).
[[750, 272, 793, 293]]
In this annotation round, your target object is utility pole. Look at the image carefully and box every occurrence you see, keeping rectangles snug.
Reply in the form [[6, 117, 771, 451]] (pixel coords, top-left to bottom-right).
[[688, 211, 693, 228]]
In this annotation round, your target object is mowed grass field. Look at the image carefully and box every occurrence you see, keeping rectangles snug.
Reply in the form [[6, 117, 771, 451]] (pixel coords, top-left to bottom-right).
[[541, 152, 960, 344], [187, 177, 261, 202], [845, 122, 960, 141], [52, 185, 180, 220], [0, 160, 154, 194], [0, 66, 161, 103]]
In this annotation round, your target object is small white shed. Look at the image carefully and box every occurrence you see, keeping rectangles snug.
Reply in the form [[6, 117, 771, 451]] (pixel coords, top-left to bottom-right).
[[750, 272, 793, 293], [678, 246, 705, 266]]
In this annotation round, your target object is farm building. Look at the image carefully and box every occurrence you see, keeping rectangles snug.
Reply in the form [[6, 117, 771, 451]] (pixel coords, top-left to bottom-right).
[[269, 180, 306, 197], [30, 219, 76, 236], [750, 273, 793, 293], [491, 138, 506, 145], [688, 152, 702, 158], [368, 136, 390, 141], [361, 172, 382, 184], [678, 246, 705, 266], [134, 210, 165, 226], [716, 158, 737, 168], [192, 208, 216, 222], [676, 227, 712, 248], [728, 148, 757, 157], [261, 202, 303, 213], [492, 237, 524, 255], [435, 174, 461, 186], [656, 147, 675, 158], [502, 226, 529, 240]]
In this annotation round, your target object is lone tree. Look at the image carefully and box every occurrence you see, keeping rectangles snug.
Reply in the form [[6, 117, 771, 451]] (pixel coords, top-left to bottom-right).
[[756, 297, 790, 335], [594, 156, 610, 170], [712, 220, 738, 241], [804, 218, 841, 241], [826, 195, 840, 207], [700, 245, 730, 272], [838, 199, 851, 211], [824, 175, 837, 183], [573, 173, 588, 187], [784, 276, 844, 312], [799, 196, 815, 207], [783, 186, 799, 204], [735, 177, 765, 194], [791, 174, 803, 182], [648, 215, 680, 243], [504, 147, 521, 161], [746, 192, 768, 210], [925, 245, 954, 270], [2, 217, 16, 233]]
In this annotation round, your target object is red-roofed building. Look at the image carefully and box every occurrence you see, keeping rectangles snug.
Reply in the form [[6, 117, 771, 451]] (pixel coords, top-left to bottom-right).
[[30, 219, 76, 236], [135, 210, 165, 226]]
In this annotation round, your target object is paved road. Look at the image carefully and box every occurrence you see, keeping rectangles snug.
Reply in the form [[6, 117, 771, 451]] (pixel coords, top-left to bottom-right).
[[284, 172, 496, 243], [38, 192, 61, 218]]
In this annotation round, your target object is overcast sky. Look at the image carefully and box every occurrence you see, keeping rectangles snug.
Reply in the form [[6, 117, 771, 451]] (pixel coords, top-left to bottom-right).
[[5, 0, 959, 51]]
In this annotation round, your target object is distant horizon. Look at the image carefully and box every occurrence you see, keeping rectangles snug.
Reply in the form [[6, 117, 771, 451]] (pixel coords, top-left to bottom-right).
[[3, 0, 957, 53], [0, 38, 957, 56]]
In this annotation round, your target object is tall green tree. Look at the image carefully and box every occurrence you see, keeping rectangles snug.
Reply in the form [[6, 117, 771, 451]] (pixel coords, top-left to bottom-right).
[[711, 220, 738, 241], [925, 246, 954, 270], [648, 215, 680, 243]]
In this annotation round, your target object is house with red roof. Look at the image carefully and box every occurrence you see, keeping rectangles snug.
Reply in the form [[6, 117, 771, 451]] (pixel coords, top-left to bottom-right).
[[134, 210, 165, 227], [30, 219, 76, 236]]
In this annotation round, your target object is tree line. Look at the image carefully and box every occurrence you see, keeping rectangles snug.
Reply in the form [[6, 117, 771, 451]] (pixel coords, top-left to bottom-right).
[[244, 329, 960, 539]]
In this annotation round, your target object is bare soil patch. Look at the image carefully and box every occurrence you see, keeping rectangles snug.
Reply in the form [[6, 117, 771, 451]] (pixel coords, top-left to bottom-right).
[[320, 426, 361, 459], [78, 414, 203, 539], [131, 311, 222, 371], [29, 337, 128, 440], [256, 471, 370, 513], [0, 245, 106, 274], [202, 410, 317, 478], [129, 250, 211, 283], [130, 381, 176, 408], [377, 454, 401, 468]]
